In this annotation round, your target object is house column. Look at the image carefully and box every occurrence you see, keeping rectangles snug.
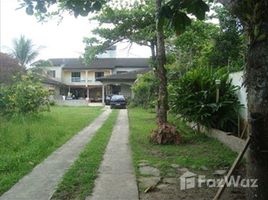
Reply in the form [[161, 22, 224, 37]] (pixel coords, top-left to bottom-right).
[[102, 84, 105, 105], [87, 87, 90, 102], [86, 70, 88, 85]]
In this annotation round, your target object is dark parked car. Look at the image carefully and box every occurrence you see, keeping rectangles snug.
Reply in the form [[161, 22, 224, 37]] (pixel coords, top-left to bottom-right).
[[110, 95, 126, 109]]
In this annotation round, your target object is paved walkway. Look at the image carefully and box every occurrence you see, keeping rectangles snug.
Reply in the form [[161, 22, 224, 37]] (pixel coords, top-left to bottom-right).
[[87, 109, 139, 200], [0, 109, 111, 200]]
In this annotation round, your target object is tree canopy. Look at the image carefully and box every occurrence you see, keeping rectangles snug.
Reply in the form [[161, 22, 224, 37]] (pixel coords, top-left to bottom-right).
[[208, 6, 245, 70], [83, 0, 157, 62], [0, 53, 25, 85], [20, 0, 209, 36]]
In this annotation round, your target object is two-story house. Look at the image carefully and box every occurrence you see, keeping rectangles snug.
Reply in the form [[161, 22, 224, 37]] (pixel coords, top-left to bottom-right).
[[36, 57, 150, 104]]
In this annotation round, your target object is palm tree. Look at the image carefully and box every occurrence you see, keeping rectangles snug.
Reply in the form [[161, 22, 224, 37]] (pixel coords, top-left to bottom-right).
[[11, 35, 39, 67]]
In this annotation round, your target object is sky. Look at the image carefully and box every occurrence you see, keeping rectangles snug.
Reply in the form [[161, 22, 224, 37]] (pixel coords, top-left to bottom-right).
[[0, 0, 151, 61]]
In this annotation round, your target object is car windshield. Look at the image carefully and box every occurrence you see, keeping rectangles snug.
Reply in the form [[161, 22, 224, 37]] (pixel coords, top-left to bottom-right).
[[111, 95, 125, 101]]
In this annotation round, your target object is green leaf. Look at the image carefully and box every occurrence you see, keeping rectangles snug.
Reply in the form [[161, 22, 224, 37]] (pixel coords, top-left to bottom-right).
[[92, 1, 102, 12], [256, 34, 266, 41], [160, 5, 173, 19], [172, 12, 191, 35], [26, 6, 34, 15], [183, 0, 209, 20]]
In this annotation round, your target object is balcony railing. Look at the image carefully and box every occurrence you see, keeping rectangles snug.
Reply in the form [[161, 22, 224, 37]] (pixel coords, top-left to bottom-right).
[[87, 79, 95, 83], [70, 78, 101, 83], [71, 77, 86, 82]]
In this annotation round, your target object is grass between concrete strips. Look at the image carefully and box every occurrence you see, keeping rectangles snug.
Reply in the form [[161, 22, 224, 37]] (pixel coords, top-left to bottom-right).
[[0, 106, 102, 195], [51, 109, 119, 200], [128, 108, 237, 177]]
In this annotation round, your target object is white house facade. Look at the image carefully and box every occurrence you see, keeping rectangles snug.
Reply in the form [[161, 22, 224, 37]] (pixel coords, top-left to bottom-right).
[[35, 57, 150, 104]]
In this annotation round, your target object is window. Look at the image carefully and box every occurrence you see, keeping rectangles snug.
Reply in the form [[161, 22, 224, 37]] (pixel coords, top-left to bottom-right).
[[95, 72, 104, 78], [71, 72, 81, 82], [47, 70, 56, 78]]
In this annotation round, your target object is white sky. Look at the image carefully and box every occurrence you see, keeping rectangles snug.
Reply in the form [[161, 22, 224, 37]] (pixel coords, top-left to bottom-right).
[[0, 0, 151, 61]]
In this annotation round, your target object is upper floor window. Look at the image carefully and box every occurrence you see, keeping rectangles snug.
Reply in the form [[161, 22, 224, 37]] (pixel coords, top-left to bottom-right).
[[95, 72, 104, 78], [47, 70, 56, 78], [71, 72, 81, 82]]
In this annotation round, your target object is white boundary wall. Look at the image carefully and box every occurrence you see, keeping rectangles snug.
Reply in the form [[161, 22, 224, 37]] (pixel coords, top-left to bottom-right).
[[229, 71, 248, 121]]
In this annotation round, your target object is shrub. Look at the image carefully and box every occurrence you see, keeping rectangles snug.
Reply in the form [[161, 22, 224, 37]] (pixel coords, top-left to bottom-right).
[[0, 73, 49, 115], [131, 71, 158, 108], [169, 67, 242, 132]]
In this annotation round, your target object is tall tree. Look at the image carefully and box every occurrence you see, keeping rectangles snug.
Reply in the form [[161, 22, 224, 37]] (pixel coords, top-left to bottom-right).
[[83, 1, 166, 129], [209, 6, 246, 71], [84, 0, 209, 143], [11, 35, 39, 67], [166, 20, 219, 78], [155, 0, 168, 124], [218, 0, 268, 199], [152, 0, 209, 143]]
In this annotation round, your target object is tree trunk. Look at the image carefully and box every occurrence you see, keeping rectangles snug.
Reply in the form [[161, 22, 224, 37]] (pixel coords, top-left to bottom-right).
[[217, 1, 268, 198], [155, 0, 168, 124], [246, 39, 268, 200], [150, 41, 157, 61], [150, 41, 160, 117]]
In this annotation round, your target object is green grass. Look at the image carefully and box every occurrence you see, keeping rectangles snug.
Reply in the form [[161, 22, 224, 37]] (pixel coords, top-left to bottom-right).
[[51, 110, 119, 200], [0, 106, 102, 195], [129, 108, 237, 176]]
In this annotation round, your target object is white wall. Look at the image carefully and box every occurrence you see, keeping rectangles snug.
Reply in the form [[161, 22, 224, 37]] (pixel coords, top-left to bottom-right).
[[229, 71, 248, 120], [42, 66, 62, 81]]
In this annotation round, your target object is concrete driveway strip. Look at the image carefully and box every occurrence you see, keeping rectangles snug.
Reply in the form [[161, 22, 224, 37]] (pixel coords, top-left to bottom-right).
[[0, 109, 111, 200], [87, 109, 139, 200]]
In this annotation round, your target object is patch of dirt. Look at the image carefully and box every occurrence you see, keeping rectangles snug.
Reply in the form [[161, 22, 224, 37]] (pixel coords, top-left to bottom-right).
[[139, 183, 245, 200], [138, 165, 246, 200]]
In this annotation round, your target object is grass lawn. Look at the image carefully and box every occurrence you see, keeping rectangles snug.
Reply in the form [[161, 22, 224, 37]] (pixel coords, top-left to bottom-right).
[[129, 108, 237, 176], [51, 110, 119, 200], [0, 106, 102, 195]]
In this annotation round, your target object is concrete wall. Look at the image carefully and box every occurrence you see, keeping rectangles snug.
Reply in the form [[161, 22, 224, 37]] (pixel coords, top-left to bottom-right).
[[188, 122, 246, 153], [229, 71, 248, 120]]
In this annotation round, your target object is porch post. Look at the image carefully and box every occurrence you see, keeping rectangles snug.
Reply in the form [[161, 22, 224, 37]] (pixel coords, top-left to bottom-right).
[[87, 87, 89, 102], [85, 70, 88, 86], [102, 84, 105, 105]]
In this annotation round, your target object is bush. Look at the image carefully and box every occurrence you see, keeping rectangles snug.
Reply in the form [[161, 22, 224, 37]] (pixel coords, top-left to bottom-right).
[[169, 67, 242, 132], [0, 73, 50, 115], [131, 71, 158, 108]]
